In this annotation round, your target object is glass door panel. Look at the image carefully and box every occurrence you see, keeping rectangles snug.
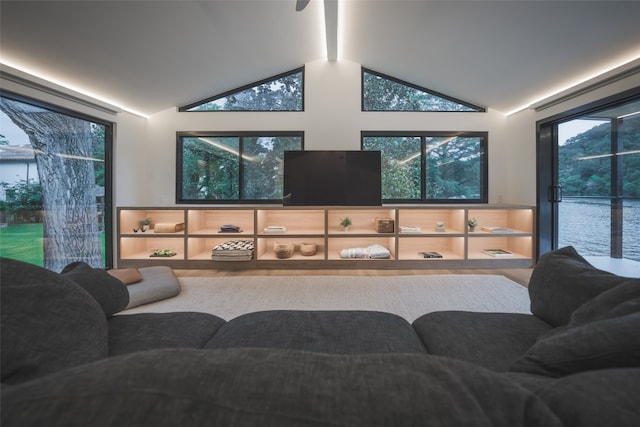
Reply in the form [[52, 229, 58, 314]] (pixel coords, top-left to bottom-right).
[[555, 99, 640, 262]]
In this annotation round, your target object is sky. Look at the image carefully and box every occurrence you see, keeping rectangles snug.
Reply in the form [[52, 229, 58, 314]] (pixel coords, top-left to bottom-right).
[[0, 111, 30, 145]]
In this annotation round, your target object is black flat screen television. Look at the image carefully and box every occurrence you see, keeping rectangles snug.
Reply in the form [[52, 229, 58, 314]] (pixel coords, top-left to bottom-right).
[[283, 150, 382, 206]]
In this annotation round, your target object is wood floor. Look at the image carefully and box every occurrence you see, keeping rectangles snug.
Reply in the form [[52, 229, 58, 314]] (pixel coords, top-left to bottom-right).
[[174, 268, 534, 287]]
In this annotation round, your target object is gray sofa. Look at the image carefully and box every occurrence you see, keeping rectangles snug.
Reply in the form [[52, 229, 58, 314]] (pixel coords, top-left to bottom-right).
[[1, 246, 639, 427]]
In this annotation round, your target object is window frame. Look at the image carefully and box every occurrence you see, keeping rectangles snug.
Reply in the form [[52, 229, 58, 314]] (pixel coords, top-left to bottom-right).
[[178, 67, 305, 112], [361, 67, 486, 112], [176, 130, 304, 204], [535, 86, 640, 260], [361, 130, 488, 204], [0, 90, 114, 268]]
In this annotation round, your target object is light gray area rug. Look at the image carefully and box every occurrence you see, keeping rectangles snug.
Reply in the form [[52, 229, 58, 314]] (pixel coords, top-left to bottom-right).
[[122, 275, 531, 322]]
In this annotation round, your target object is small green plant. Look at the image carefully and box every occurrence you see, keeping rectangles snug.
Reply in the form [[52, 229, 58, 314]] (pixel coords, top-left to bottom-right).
[[138, 218, 152, 227], [467, 217, 478, 227], [340, 217, 352, 228]]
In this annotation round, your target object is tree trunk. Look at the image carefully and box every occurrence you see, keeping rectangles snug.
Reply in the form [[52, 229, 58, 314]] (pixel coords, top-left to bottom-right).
[[0, 98, 102, 272]]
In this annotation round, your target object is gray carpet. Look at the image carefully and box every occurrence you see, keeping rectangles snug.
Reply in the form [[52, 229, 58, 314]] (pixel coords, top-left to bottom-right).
[[122, 275, 531, 322]]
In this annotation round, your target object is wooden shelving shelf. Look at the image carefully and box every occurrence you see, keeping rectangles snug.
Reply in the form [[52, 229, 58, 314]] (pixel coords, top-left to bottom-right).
[[116, 205, 534, 269]]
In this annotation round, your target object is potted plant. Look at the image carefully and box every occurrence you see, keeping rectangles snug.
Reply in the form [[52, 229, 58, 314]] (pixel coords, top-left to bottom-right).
[[138, 218, 152, 232], [340, 217, 352, 231], [467, 217, 478, 232]]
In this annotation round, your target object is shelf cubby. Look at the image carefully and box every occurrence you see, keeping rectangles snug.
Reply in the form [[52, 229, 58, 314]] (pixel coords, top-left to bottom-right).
[[187, 209, 254, 235], [397, 237, 465, 260], [119, 236, 185, 260], [119, 208, 185, 235], [467, 208, 533, 234], [256, 237, 325, 261], [327, 236, 396, 260], [397, 208, 465, 235], [467, 236, 532, 259], [327, 208, 396, 234], [257, 209, 325, 235]]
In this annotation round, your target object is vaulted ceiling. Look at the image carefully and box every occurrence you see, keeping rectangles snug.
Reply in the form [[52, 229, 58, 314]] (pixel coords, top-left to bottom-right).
[[1, 0, 639, 117]]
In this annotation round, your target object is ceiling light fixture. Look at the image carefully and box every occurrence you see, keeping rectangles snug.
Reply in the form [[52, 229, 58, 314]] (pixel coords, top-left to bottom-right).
[[324, 0, 339, 61]]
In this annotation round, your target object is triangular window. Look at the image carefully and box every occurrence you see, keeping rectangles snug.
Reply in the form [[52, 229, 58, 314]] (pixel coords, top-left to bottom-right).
[[362, 68, 484, 112], [180, 67, 304, 112]]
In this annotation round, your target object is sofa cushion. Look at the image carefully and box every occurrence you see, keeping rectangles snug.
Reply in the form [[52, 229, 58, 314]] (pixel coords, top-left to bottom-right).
[[530, 368, 640, 427], [205, 310, 427, 354], [0, 258, 108, 385], [0, 348, 563, 427], [569, 279, 640, 326], [510, 311, 640, 377], [61, 261, 129, 317], [412, 311, 553, 371], [528, 246, 629, 326], [108, 312, 226, 356]]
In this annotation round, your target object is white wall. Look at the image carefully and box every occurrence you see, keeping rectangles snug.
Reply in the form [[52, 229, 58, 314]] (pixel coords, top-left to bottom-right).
[[117, 59, 512, 206]]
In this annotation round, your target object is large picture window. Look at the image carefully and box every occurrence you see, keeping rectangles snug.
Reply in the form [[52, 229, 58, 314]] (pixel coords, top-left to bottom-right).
[[177, 132, 303, 203], [0, 92, 112, 271], [362, 131, 488, 203]]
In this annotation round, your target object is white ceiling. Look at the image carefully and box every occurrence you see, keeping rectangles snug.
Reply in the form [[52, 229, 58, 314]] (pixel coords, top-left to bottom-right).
[[1, 0, 639, 116]]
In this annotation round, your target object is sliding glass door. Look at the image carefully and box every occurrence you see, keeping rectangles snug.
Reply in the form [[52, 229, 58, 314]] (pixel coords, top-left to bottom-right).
[[0, 92, 113, 271], [537, 89, 640, 262]]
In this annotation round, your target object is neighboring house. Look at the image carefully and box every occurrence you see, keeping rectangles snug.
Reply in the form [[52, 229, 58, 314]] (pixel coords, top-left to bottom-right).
[[0, 144, 38, 201]]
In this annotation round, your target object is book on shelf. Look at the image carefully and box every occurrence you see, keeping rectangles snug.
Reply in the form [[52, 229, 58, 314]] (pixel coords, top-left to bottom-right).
[[263, 225, 288, 233], [419, 251, 443, 258], [482, 249, 513, 257], [480, 226, 513, 233], [400, 225, 422, 233]]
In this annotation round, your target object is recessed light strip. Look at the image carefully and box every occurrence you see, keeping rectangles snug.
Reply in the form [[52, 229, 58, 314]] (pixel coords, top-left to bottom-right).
[[324, 0, 339, 61], [506, 54, 640, 117], [0, 60, 149, 118]]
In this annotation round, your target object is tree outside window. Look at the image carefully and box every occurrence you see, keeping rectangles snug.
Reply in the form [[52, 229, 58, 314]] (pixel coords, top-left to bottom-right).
[[0, 94, 111, 271], [363, 132, 487, 203], [177, 132, 303, 203]]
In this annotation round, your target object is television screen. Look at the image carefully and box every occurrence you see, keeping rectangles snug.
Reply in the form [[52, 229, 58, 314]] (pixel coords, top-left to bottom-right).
[[283, 150, 382, 206]]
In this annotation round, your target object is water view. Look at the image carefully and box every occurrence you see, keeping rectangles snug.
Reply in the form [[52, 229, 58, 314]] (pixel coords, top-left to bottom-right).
[[558, 198, 640, 262]]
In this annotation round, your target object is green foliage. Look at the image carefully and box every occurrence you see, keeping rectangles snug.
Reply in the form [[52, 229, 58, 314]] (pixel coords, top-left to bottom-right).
[[559, 116, 640, 198], [362, 70, 479, 112], [189, 70, 303, 111], [364, 135, 483, 201], [180, 135, 302, 201], [181, 137, 239, 200], [242, 136, 302, 200], [0, 180, 43, 212], [363, 136, 421, 199]]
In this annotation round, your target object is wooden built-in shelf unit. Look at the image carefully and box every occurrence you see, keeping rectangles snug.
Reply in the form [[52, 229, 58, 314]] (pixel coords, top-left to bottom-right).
[[117, 205, 534, 269]]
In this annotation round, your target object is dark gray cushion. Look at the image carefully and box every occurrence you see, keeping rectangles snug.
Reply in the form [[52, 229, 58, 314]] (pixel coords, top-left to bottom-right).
[[0, 348, 563, 427], [413, 311, 552, 371], [109, 312, 226, 356], [61, 261, 129, 317], [205, 310, 427, 354], [0, 258, 108, 385], [510, 312, 640, 377], [531, 368, 640, 427], [528, 246, 629, 326], [569, 279, 640, 325]]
